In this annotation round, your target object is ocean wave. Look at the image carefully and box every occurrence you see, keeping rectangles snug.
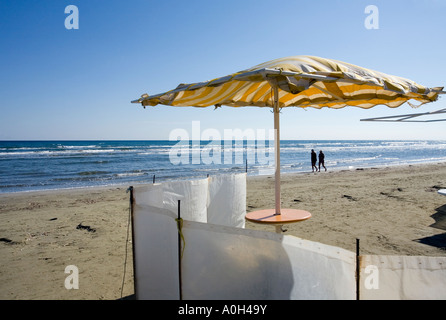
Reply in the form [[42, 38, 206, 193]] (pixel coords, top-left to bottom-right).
[[337, 156, 382, 163], [114, 172, 148, 177], [78, 171, 110, 176], [0, 149, 117, 157], [1, 140, 445, 193]]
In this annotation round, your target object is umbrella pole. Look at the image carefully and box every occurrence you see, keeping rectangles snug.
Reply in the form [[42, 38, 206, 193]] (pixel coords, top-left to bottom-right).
[[273, 85, 281, 216], [245, 85, 311, 233]]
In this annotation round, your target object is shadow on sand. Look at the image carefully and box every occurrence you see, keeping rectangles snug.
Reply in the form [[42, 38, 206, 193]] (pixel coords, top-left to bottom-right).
[[416, 204, 446, 250]]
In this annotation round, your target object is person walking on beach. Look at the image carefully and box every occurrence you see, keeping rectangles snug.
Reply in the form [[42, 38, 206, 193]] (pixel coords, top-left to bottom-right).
[[311, 149, 318, 172], [319, 150, 327, 172]]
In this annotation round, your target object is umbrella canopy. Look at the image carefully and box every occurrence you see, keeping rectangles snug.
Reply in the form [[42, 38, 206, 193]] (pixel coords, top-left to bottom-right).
[[132, 55, 444, 224], [132, 55, 442, 109]]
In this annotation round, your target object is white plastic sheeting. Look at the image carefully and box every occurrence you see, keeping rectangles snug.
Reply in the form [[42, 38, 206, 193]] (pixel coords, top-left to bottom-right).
[[131, 174, 446, 300], [181, 221, 356, 299], [133, 173, 246, 225], [131, 173, 356, 300], [132, 174, 246, 299], [207, 174, 247, 228], [132, 196, 179, 300], [360, 255, 446, 300]]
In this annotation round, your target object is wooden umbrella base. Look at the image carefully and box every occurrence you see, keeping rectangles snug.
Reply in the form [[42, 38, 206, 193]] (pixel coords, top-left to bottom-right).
[[245, 208, 311, 233]]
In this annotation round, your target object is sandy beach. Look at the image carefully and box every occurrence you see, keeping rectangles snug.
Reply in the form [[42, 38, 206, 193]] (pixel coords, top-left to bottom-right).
[[1, 163, 445, 300]]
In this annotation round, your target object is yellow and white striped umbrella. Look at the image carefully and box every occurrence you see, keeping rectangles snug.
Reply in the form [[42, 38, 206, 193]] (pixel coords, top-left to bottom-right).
[[132, 55, 444, 223], [132, 55, 443, 109]]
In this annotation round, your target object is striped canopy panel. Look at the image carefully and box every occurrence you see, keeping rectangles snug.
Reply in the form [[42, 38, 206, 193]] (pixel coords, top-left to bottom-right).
[[134, 55, 442, 110]]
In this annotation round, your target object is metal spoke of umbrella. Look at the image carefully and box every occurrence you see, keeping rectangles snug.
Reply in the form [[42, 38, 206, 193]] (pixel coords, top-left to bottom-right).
[[360, 107, 446, 122]]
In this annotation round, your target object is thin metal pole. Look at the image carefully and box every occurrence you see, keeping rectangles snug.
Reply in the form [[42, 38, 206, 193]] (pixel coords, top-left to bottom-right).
[[127, 186, 138, 299], [356, 238, 360, 300], [273, 85, 281, 215], [177, 200, 183, 300]]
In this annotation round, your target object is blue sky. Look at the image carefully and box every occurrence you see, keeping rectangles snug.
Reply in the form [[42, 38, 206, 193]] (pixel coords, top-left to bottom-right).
[[1, 0, 445, 140]]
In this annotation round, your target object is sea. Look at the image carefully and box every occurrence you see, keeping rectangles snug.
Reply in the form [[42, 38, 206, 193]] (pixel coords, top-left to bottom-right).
[[1, 140, 445, 193]]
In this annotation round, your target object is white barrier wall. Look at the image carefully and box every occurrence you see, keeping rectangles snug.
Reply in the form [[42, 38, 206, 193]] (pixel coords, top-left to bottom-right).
[[132, 174, 247, 299], [132, 200, 179, 299], [181, 221, 356, 299], [131, 174, 446, 300], [132, 174, 355, 300]]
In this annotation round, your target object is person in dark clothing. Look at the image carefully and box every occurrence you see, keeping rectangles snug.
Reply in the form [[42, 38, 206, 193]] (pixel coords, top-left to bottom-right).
[[319, 150, 327, 172], [311, 149, 318, 172]]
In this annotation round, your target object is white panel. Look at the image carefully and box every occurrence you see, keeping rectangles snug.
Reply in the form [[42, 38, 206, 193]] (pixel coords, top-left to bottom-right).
[[360, 255, 446, 300], [207, 173, 246, 228]]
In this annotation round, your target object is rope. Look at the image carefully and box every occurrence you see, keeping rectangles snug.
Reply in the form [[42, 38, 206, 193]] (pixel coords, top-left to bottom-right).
[[175, 217, 185, 259]]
